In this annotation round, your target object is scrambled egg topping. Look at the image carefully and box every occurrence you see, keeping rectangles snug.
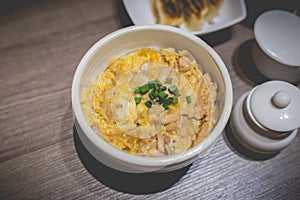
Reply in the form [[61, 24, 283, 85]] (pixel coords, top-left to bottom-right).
[[81, 48, 217, 157]]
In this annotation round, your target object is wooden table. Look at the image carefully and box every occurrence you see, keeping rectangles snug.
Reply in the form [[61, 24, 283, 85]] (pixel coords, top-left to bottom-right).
[[1, 0, 299, 199]]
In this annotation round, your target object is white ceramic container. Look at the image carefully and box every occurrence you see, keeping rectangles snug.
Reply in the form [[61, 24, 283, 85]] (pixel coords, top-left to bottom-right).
[[72, 25, 233, 173], [230, 80, 300, 154], [253, 10, 300, 83]]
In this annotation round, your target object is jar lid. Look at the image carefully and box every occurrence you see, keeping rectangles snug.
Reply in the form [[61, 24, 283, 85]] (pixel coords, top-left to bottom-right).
[[254, 10, 300, 67], [249, 81, 300, 132]]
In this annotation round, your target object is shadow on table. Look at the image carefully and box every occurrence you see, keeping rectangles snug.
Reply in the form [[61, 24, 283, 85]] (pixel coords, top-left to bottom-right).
[[116, 0, 133, 27], [115, 0, 231, 47], [201, 28, 231, 46], [232, 39, 269, 86], [223, 122, 278, 161], [242, 0, 300, 29], [73, 126, 191, 194]]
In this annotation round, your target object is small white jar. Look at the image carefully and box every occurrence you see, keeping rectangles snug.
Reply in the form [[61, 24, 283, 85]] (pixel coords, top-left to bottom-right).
[[230, 81, 300, 154], [252, 10, 300, 83]]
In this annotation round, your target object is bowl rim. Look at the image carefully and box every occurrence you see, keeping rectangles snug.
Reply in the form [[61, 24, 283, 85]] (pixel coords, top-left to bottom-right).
[[71, 24, 233, 167]]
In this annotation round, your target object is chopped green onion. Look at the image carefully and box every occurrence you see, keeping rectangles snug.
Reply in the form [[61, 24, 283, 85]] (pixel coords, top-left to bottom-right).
[[148, 90, 158, 99], [186, 96, 192, 104], [168, 85, 178, 93], [155, 79, 162, 87], [134, 87, 140, 94], [172, 97, 178, 104], [134, 79, 181, 110], [148, 80, 156, 89], [164, 98, 173, 105], [165, 77, 172, 84], [162, 103, 169, 110], [134, 97, 142, 104], [145, 100, 153, 108], [168, 85, 180, 96], [148, 91, 154, 99], [139, 84, 149, 94], [158, 91, 168, 99]]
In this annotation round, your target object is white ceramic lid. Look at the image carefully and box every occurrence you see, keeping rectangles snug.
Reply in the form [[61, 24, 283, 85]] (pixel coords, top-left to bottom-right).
[[254, 10, 300, 67], [249, 81, 300, 132]]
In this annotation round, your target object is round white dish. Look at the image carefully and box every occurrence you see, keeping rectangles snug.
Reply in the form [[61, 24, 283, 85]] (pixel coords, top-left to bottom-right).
[[72, 25, 233, 173]]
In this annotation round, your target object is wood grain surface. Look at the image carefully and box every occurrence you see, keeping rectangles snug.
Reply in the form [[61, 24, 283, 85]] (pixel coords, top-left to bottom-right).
[[0, 0, 299, 199]]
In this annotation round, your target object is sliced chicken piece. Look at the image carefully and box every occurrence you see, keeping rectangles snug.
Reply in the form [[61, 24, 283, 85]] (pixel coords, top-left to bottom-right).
[[165, 108, 181, 124], [178, 76, 198, 117], [193, 120, 212, 146], [165, 120, 180, 133], [129, 124, 156, 139], [177, 115, 197, 137], [104, 89, 114, 101], [178, 56, 193, 72], [149, 105, 166, 127], [176, 116, 189, 137], [161, 48, 179, 69], [163, 134, 172, 155], [171, 135, 192, 155], [140, 138, 158, 155], [131, 73, 149, 88], [164, 146, 172, 155], [165, 108, 181, 133], [111, 97, 137, 131], [157, 131, 164, 152], [188, 103, 202, 120], [179, 50, 197, 64], [203, 73, 217, 103], [158, 66, 172, 82], [197, 79, 212, 119], [141, 62, 150, 71], [100, 101, 113, 119]]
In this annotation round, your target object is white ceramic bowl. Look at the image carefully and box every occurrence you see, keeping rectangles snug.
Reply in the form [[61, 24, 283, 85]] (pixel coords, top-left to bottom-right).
[[253, 10, 300, 83], [72, 25, 233, 173]]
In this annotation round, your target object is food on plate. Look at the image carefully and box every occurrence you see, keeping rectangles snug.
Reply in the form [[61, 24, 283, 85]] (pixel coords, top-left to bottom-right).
[[152, 0, 184, 26], [152, 0, 223, 30], [204, 0, 224, 22], [81, 48, 217, 157]]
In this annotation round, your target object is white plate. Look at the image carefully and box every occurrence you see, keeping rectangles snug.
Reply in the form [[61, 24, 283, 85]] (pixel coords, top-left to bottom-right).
[[122, 0, 247, 35]]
